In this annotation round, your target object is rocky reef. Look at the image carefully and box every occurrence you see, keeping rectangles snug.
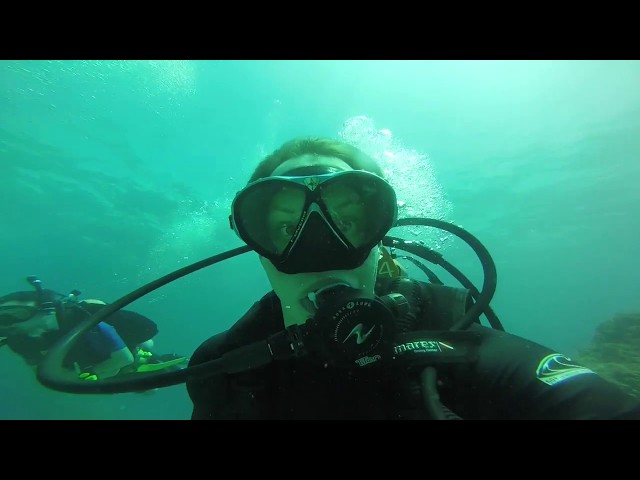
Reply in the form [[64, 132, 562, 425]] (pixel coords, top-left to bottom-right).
[[576, 312, 640, 398]]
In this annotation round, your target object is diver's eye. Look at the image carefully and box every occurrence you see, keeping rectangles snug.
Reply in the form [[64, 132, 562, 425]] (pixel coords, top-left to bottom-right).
[[277, 224, 296, 238], [335, 219, 354, 233]]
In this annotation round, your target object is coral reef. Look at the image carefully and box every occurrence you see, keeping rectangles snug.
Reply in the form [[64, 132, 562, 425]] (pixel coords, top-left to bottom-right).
[[576, 312, 640, 398]]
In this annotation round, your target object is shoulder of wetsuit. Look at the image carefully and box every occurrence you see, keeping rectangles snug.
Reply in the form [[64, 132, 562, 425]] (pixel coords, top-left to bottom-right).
[[191, 290, 289, 419], [188, 290, 281, 369], [418, 282, 473, 329], [186, 291, 281, 419], [377, 277, 472, 330]]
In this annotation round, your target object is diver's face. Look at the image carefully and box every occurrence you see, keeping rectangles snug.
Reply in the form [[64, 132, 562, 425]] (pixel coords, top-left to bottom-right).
[[259, 155, 381, 326]]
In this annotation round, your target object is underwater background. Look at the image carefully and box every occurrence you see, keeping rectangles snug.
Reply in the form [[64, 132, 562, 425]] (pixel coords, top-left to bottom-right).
[[1, 60, 639, 419]]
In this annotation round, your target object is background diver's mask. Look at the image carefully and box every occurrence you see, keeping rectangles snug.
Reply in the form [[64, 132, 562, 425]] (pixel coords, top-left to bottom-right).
[[0, 304, 39, 326], [0, 286, 59, 327], [229, 167, 398, 274]]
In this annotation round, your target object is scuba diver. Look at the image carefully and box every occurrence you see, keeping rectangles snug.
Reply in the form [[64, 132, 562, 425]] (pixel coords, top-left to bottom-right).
[[35, 136, 640, 420], [185, 136, 640, 419], [0, 277, 187, 382]]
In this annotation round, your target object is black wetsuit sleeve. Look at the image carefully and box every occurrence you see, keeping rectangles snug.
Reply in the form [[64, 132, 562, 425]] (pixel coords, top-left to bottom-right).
[[440, 325, 640, 419], [187, 331, 232, 420], [187, 296, 276, 420]]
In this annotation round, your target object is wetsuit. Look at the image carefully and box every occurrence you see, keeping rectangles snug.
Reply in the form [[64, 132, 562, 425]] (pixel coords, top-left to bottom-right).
[[187, 280, 640, 420]]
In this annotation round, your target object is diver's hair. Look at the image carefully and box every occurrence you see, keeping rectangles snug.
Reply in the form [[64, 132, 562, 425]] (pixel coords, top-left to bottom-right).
[[0, 291, 39, 304], [247, 137, 384, 184]]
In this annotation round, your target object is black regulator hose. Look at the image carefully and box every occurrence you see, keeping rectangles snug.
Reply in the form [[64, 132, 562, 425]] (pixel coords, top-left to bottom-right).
[[37, 217, 499, 410], [388, 218, 499, 420]]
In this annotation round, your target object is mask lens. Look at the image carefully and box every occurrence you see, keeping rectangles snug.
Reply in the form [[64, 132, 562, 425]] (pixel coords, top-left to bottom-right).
[[320, 173, 395, 248], [232, 171, 397, 263], [234, 181, 307, 256]]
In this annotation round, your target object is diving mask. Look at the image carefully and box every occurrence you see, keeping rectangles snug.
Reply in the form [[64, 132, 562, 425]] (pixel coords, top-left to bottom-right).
[[230, 167, 398, 274], [0, 304, 39, 326]]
